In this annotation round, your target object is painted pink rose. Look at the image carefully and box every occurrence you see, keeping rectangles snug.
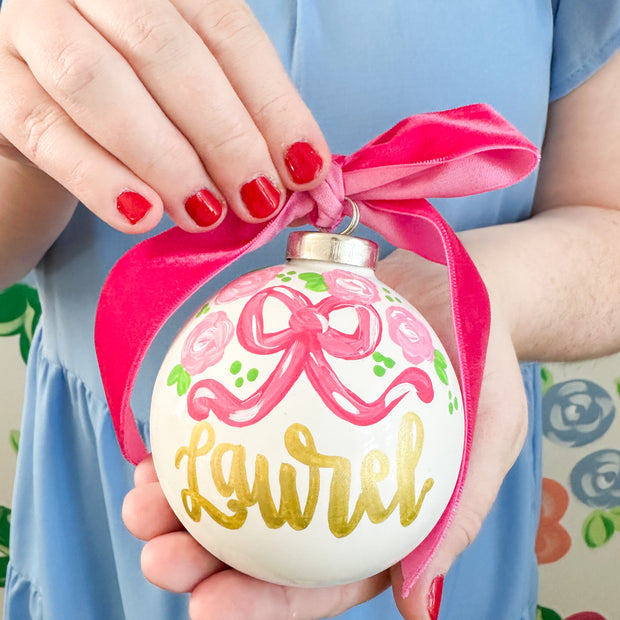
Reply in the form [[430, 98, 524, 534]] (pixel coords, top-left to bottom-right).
[[386, 306, 434, 364], [323, 269, 380, 304], [181, 311, 234, 376], [215, 266, 282, 304]]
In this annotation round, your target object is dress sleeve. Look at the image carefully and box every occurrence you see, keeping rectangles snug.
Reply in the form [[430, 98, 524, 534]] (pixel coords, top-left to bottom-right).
[[550, 0, 620, 101]]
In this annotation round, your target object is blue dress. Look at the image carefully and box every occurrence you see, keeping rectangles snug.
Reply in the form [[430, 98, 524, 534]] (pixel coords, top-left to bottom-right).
[[4, 2, 620, 619]]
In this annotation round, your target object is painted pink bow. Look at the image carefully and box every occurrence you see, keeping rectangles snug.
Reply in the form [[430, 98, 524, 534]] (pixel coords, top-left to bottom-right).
[[95, 103, 539, 594], [188, 285, 434, 427]]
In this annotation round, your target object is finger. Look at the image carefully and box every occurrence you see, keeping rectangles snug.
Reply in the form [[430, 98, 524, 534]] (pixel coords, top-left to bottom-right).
[[9, 0, 226, 231], [0, 49, 164, 233], [393, 314, 529, 619], [142, 531, 227, 592], [70, 0, 286, 223], [122, 481, 183, 540], [176, 0, 330, 191], [188, 569, 390, 620], [134, 454, 158, 487]]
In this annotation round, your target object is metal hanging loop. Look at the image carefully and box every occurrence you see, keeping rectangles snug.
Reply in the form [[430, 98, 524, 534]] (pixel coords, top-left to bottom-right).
[[340, 198, 360, 236], [317, 197, 360, 236]]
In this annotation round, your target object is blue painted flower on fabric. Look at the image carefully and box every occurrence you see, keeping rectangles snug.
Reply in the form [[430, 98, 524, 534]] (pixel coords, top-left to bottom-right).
[[570, 449, 620, 509], [542, 380, 615, 447]]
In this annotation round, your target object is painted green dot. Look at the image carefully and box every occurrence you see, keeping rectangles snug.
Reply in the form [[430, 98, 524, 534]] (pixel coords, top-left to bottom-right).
[[448, 402, 454, 415], [230, 361, 242, 375], [287, 270, 296, 275], [277, 273, 285, 278], [395, 297, 402, 303], [453, 398, 459, 411], [383, 357, 395, 369], [247, 368, 259, 382], [372, 352, 384, 362], [383, 287, 391, 293], [281, 277, 292, 282], [386, 295, 394, 302], [235, 377, 244, 388], [373, 365, 386, 377], [448, 390, 452, 400]]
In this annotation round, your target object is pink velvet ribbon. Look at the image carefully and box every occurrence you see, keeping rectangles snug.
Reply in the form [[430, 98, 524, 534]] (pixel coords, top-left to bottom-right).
[[95, 103, 538, 594]]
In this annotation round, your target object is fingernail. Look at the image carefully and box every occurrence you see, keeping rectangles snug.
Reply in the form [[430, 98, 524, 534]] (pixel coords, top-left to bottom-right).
[[427, 575, 444, 620], [117, 191, 152, 224], [240, 176, 281, 219], [285, 141, 323, 184], [185, 189, 223, 227]]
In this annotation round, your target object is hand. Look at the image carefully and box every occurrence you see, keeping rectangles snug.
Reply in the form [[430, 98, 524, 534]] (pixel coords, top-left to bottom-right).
[[0, 0, 329, 234], [123, 249, 528, 619], [376, 250, 528, 618], [123, 455, 391, 619]]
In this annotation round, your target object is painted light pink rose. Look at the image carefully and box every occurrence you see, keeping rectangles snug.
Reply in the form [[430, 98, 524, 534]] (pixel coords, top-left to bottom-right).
[[215, 266, 282, 304], [323, 269, 380, 304], [181, 311, 234, 376], [386, 306, 434, 364]]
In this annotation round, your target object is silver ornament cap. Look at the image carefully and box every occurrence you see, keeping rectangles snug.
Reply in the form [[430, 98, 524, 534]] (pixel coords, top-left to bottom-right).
[[285, 199, 378, 269]]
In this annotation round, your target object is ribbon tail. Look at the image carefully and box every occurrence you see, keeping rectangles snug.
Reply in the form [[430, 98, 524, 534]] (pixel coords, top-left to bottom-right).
[[95, 208, 300, 465], [187, 344, 307, 427], [306, 350, 435, 426], [358, 198, 490, 595]]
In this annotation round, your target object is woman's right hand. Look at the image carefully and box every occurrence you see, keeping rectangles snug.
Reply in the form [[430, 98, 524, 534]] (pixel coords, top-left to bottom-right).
[[0, 0, 329, 234]]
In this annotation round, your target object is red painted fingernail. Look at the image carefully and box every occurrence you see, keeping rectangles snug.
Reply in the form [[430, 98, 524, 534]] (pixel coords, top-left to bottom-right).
[[185, 189, 223, 227], [240, 176, 281, 218], [427, 575, 444, 620], [285, 141, 323, 184], [116, 191, 152, 224]]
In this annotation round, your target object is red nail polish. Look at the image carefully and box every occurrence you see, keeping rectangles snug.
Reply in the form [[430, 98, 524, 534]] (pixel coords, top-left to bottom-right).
[[240, 177, 281, 218], [285, 141, 323, 184], [427, 575, 444, 620], [116, 191, 152, 224], [185, 189, 223, 227]]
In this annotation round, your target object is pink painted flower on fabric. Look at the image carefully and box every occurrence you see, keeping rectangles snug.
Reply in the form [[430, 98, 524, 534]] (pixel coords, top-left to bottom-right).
[[181, 311, 234, 376], [215, 266, 282, 304], [323, 269, 380, 304], [386, 306, 434, 364]]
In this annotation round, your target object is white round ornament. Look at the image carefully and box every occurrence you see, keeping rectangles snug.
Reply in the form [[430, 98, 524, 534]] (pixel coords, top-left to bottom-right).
[[150, 219, 464, 587]]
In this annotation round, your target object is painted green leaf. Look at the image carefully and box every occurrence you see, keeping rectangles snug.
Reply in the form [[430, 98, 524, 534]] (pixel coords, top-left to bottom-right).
[[9, 430, 19, 454], [167, 364, 191, 397], [616, 377, 620, 399], [583, 510, 615, 548], [535, 605, 562, 620], [298, 272, 329, 292], [0, 284, 42, 363], [196, 302, 210, 317], [540, 366, 554, 395], [608, 506, 620, 531], [434, 349, 449, 385]]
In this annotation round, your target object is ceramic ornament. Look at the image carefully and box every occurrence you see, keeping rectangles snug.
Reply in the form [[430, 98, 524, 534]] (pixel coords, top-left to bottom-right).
[[150, 214, 464, 587]]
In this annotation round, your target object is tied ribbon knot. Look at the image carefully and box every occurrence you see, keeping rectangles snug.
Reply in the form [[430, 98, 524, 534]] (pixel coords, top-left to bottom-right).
[[187, 286, 434, 428], [94, 103, 539, 594]]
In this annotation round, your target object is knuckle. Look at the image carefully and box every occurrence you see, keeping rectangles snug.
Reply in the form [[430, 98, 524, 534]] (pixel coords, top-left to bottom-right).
[[252, 90, 295, 126], [452, 507, 485, 551], [22, 100, 64, 160], [201, 1, 258, 52], [51, 40, 101, 98], [121, 10, 181, 60], [206, 117, 256, 155]]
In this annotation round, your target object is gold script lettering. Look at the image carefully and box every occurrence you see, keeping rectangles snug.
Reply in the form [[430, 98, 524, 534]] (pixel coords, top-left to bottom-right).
[[174, 412, 434, 538]]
